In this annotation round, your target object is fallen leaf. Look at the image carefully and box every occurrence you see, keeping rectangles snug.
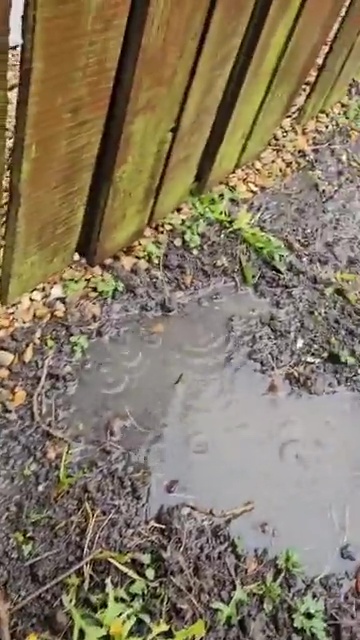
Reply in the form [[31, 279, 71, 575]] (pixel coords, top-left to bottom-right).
[[183, 273, 193, 287], [22, 343, 34, 363], [245, 555, 258, 575], [11, 387, 27, 407], [45, 441, 64, 462], [0, 350, 14, 367], [0, 317, 11, 328], [120, 255, 137, 271], [266, 374, 282, 395], [150, 322, 165, 334]]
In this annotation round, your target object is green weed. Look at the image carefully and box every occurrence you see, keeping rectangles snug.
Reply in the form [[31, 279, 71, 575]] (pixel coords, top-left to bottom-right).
[[346, 99, 360, 129], [57, 446, 86, 495], [327, 338, 357, 366], [233, 210, 288, 270], [252, 574, 282, 614], [142, 241, 164, 265], [292, 595, 328, 640], [276, 549, 304, 576], [70, 334, 89, 359], [63, 556, 206, 640], [13, 530, 34, 559], [64, 277, 87, 297], [90, 273, 124, 299], [211, 585, 248, 626]]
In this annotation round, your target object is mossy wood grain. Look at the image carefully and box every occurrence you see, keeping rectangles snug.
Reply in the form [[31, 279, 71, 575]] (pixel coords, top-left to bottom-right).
[[92, 0, 211, 263], [323, 31, 360, 109], [207, 0, 302, 187], [239, 0, 345, 166], [301, 0, 360, 120], [1, 0, 130, 303], [151, 0, 256, 223], [0, 1, 9, 206]]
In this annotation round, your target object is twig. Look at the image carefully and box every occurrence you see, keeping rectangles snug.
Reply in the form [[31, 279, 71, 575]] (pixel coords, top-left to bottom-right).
[[11, 552, 98, 613], [185, 500, 254, 523], [0, 589, 10, 640], [32, 355, 52, 423], [83, 503, 100, 590], [24, 549, 58, 567], [170, 577, 203, 615]]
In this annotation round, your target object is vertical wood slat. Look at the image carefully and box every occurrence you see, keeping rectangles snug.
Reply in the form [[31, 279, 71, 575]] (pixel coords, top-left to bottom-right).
[[1, 0, 130, 304], [90, 0, 212, 263], [207, 0, 303, 188], [300, 0, 360, 121], [323, 31, 360, 109], [150, 0, 256, 223], [0, 1, 9, 205], [239, 0, 346, 166]]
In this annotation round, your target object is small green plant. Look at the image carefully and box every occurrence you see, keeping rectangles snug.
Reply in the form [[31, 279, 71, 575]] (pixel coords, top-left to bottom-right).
[[142, 241, 164, 265], [292, 595, 328, 640], [57, 446, 86, 495], [252, 574, 282, 614], [64, 569, 206, 640], [211, 585, 248, 626], [346, 99, 360, 129], [64, 277, 87, 296], [277, 549, 304, 576], [327, 338, 357, 366], [44, 335, 56, 351], [70, 334, 89, 359], [190, 190, 233, 226], [13, 530, 34, 559], [90, 273, 124, 299], [233, 210, 288, 270]]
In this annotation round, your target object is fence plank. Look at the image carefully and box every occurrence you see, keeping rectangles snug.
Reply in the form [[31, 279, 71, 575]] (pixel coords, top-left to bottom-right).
[[150, 0, 256, 223], [1, 0, 130, 304], [323, 30, 360, 109], [239, 0, 345, 166], [300, 0, 360, 122], [0, 1, 9, 205], [207, 0, 302, 187], [91, 0, 211, 263]]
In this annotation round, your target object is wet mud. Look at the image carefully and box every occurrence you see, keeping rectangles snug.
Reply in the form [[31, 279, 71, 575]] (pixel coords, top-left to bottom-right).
[[1, 119, 360, 636]]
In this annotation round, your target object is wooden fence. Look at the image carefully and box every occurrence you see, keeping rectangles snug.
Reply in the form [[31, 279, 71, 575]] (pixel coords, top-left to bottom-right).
[[0, 0, 359, 303]]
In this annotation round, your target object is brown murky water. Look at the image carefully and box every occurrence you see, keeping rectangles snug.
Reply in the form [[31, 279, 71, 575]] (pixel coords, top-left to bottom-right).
[[70, 289, 360, 574]]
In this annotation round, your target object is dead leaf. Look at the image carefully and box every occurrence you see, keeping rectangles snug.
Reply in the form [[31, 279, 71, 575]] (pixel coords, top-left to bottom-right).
[[120, 255, 137, 272], [0, 350, 14, 368], [0, 317, 11, 329], [266, 374, 282, 395], [11, 387, 27, 408], [22, 343, 34, 363], [45, 441, 64, 462], [245, 555, 258, 575], [150, 322, 165, 334], [183, 274, 193, 288]]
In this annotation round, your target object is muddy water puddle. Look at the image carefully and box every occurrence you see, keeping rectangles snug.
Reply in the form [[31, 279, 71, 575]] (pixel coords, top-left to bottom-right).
[[70, 289, 360, 574]]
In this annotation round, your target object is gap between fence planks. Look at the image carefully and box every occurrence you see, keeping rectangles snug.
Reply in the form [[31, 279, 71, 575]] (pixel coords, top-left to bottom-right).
[[89, 0, 212, 263]]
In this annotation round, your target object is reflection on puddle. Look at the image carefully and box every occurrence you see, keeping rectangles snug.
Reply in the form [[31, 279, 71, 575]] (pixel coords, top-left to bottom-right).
[[70, 290, 360, 574]]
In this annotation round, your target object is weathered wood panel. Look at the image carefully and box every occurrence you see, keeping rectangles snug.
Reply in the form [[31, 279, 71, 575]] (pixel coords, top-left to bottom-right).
[[207, 0, 302, 187], [151, 0, 256, 223], [0, 1, 9, 205], [301, 0, 360, 121], [1, 0, 130, 303], [323, 31, 360, 109], [239, 0, 345, 166], [91, 0, 212, 263]]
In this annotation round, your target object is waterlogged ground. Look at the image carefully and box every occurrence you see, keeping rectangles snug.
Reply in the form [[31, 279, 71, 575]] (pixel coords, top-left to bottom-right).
[[2, 104, 360, 637], [70, 289, 360, 576]]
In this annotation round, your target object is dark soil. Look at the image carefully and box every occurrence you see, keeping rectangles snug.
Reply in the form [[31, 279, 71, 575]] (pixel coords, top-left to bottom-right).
[[1, 94, 360, 637]]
